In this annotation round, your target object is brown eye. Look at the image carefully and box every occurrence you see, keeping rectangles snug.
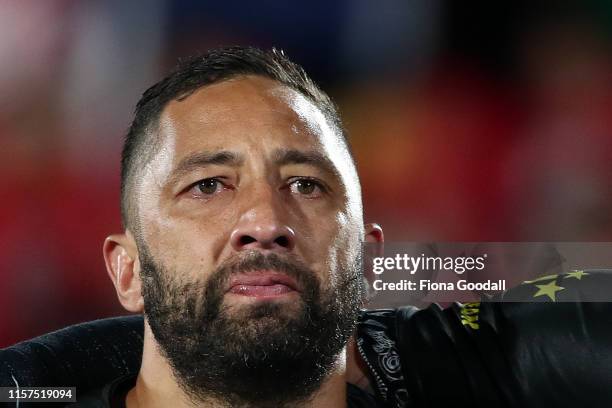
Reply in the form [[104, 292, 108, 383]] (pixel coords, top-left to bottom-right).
[[296, 180, 316, 195], [196, 178, 222, 194], [288, 178, 325, 197]]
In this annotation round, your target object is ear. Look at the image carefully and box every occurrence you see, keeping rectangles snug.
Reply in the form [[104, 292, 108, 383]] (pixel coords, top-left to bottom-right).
[[363, 223, 384, 302], [364, 223, 384, 246], [103, 231, 144, 313]]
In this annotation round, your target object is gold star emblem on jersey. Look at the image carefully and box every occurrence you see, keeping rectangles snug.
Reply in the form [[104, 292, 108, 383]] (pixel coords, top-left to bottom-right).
[[533, 281, 565, 301], [564, 270, 588, 280]]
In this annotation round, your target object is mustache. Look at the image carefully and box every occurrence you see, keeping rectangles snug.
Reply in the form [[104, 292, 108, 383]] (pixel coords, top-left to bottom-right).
[[210, 251, 364, 299], [213, 251, 318, 293], [140, 247, 364, 321]]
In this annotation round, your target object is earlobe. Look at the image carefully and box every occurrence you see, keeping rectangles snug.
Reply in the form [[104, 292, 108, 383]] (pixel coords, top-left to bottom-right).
[[103, 233, 144, 313]]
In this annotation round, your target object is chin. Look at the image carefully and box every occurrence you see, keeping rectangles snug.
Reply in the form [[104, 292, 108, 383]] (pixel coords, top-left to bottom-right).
[[225, 298, 304, 323], [224, 292, 302, 312]]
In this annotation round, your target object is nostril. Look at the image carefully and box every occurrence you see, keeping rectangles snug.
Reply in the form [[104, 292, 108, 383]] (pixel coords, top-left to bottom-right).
[[231, 228, 295, 250], [239, 236, 257, 246], [275, 236, 290, 248]]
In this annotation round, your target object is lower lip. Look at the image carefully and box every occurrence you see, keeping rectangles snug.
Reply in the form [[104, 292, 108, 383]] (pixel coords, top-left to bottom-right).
[[227, 283, 297, 298]]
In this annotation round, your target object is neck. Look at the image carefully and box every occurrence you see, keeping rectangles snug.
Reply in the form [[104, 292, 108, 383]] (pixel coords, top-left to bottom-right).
[[126, 321, 348, 408]]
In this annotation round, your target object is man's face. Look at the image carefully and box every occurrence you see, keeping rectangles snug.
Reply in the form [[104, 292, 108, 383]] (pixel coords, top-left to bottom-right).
[[133, 76, 366, 405], [138, 76, 363, 309]]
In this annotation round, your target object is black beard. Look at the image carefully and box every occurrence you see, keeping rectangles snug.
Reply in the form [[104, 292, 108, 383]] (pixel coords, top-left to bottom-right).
[[140, 248, 364, 407]]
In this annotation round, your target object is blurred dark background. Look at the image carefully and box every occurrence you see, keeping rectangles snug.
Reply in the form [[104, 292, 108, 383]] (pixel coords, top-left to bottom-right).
[[1, 0, 611, 347]]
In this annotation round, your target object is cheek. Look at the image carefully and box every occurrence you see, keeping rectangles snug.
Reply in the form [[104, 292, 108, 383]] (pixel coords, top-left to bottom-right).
[[142, 207, 237, 279], [314, 211, 362, 287]]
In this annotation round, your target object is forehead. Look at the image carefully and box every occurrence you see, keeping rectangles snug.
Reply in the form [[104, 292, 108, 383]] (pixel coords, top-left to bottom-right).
[[157, 76, 341, 157]]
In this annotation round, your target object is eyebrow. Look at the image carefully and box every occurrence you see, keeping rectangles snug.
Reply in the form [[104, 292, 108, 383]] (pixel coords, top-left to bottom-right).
[[166, 148, 341, 186], [273, 148, 340, 179], [168, 150, 243, 184]]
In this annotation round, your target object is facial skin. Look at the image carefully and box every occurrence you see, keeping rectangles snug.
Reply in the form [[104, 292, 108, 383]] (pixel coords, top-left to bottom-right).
[[104, 76, 383, 407]]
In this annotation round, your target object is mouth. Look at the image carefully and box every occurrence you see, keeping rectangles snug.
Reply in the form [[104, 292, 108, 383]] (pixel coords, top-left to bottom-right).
[[226, 270, 301, 299]]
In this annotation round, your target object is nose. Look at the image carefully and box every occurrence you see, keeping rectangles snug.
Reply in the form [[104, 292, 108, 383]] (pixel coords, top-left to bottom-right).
[[230, 193, 296, 252]]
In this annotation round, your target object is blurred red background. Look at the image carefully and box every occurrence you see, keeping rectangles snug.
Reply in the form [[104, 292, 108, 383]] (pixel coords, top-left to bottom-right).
[[1, 1, 611, 347]]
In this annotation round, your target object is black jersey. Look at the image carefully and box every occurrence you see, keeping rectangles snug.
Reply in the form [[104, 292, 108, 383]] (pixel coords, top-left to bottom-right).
[[357, 270, 612, 407]]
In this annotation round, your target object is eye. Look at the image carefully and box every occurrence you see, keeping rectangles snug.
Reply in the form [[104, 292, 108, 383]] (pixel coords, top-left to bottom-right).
[[288, 178, 326, 198], [191, 178, 225, 196]]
